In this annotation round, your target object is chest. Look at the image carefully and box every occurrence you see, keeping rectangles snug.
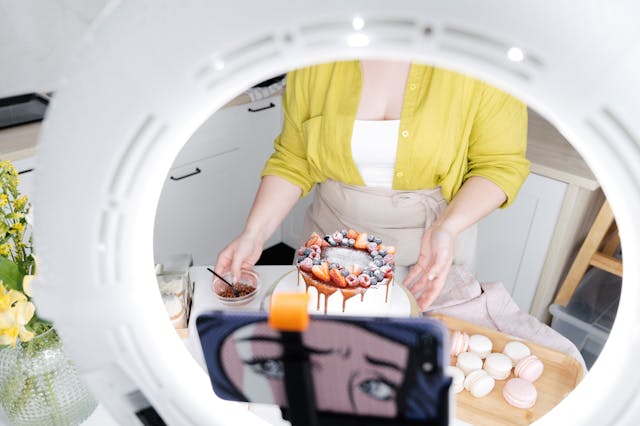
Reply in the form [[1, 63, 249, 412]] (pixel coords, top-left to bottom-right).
[[355, 62, 412, 120]]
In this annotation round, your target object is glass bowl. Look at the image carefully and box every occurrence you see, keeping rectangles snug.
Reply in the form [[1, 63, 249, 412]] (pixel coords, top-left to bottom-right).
[[212, 268, 260, 306]]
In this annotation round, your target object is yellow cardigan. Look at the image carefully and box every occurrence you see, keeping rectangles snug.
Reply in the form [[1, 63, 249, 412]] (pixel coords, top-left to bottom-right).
[[261, 61, 530, 207]]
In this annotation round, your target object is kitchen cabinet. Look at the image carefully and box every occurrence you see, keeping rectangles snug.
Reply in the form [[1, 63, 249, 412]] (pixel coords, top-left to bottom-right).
[[475, 173, 566, 312], [153, 97, 283, 265]]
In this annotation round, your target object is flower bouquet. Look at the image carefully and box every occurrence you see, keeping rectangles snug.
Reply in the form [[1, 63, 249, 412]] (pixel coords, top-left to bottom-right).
[[0, 160, 96, 426]]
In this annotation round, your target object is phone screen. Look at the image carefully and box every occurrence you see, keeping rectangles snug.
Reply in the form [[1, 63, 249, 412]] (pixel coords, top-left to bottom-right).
[[197, 311, 450, 423]]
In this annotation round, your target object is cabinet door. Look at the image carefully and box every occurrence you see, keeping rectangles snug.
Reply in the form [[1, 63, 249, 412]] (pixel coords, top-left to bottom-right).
[[153, 98, 283, 265], [475, 173, 566, 312]]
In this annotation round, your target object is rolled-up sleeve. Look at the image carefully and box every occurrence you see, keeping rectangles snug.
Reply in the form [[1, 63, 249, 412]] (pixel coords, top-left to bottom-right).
[[465, 85, 530, 208], [261, 69, 315, 197]]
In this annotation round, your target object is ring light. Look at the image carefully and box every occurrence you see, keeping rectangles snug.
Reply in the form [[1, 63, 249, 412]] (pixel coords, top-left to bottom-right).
[[33, 1, 640, 425]]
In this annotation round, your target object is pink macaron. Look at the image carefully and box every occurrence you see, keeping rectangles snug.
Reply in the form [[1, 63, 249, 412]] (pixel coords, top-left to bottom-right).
[[450, 330, 470, 357], [514, 355, 544, 382], [503, 378, 538, 409]]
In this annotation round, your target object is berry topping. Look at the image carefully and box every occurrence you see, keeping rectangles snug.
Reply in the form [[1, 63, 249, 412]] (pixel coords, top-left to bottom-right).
[[330, 267, 347, 288], [386, 246, 396, 255], [341, 229, 348, 237], [309, 244, 321, 254], [311, 261, 331, 283], [384, 254, 395, 264], [329, 263, 338, 270], [380, 265, 391, 274], [370, 276, 378, 286], [367, 235, 375, 242], [348, 264, 363, 276], [374, 237, 382, 245], [374, 258, 384, 267], [328, 237, 337, 246], [379, 249, 388, 257], [297, 255, 306, 263], [305, 232, 323, 247], [308, 251, 319, 260], [370, 250, 379, 257], [332, 231, 343, 243], [341, 240, 349, 247], [373, 269, 384, 281], [299, 258, 313, 272], [367, 242, 378, 252], [346, 274, 360, 288], [359, 274, 371, 288], [312, 258, 321, 265], [303, 248, 311, 256], [354, 232, 369, 249], [348, 238, 355, 247], [340, 268, 350, 277], [347, 229, 358, 240]]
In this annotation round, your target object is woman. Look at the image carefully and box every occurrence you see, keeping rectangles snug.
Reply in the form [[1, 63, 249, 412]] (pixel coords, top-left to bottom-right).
[[215, 60, 529, 310]]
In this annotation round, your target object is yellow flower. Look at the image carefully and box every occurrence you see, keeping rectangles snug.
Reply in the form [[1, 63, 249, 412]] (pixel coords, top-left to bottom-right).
[[0, 283, 26, 312], [0, 194, 7, 208], [22, 275, 34, 297], [0, 243, 10, 257], [10, 222, 24, 234], [0, 301, 35, 346], [13, 195, 28, 211]]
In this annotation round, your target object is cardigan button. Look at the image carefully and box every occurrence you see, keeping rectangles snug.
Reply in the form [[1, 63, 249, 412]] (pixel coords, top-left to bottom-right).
[[409, 83, 417, 90], [401, 130, 409, 138], [396, 172, 404, 178]]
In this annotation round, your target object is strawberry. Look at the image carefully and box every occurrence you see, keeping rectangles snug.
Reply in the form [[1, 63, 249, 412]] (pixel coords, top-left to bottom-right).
[[311, 261, 330, 282], [348, 264, 363, 276], [354, 233, 369, 249], [347, 229, 358, 240], [305, 232, 323, 248], [358, 274, 371, 288], [330, 268, 347, 288]]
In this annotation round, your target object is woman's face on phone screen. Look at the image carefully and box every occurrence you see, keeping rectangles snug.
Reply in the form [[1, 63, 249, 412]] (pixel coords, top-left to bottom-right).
[[221, 321, 409, 417]]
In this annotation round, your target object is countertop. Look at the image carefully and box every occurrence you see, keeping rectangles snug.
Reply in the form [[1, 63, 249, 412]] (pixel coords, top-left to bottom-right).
[[0, 99, 599, 190]]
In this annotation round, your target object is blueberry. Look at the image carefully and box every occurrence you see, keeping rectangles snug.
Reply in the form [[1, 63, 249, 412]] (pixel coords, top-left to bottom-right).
[[379, 249, 387, 257], [341, 229, 348, 236], [312, 259, 321, 265], [374, 270, 384, 281], [374, 258, 384, 267], [297, 256, 306, 263], [303, 248, 311, 256], [324, 235, 331, 243], [328, 237, 337, 246], [367, 235, 375, 242], [330, 263, 337, 270], [371, 250, 379, 258], [341, 269, 350, 277], [341, 240, 349, 247], [370, 277, 378, 286], [348, 238, 355, 246], [374, 237, 382, 245]]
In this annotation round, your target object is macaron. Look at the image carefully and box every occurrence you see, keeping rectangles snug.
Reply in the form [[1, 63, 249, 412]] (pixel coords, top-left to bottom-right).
[[450, 330, 470, 357], [468, 334, 493, 359], [515, 355, 544, 382], [464, 369, 495, 398], [503, 378, 538, 409], [446, 366, 465, 394], [503, 341, 531, 365], [484, 352, 513, 380], [456, 351, 483, 375]]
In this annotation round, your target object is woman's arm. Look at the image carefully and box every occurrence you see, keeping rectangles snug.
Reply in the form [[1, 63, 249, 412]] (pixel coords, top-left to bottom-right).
[[214, 175, 301, 282], [405, 176, 506, 309]]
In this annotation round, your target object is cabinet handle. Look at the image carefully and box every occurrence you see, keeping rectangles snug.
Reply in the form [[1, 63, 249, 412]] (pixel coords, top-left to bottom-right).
[[170, 167, 201, 181], [18, 168, 34, 175], [248, 102, 275, 113]]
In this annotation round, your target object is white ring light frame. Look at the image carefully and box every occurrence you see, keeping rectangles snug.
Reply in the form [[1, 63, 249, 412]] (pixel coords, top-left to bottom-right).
[[34, 1, 640, 425]]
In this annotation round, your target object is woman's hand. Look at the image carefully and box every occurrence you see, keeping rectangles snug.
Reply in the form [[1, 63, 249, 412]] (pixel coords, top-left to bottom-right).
[[214, 231, 265, 283], [405, 224, 456, 310]]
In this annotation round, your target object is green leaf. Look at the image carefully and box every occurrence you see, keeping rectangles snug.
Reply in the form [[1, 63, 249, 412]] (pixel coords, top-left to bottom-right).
[[0, 255, 23, 291]]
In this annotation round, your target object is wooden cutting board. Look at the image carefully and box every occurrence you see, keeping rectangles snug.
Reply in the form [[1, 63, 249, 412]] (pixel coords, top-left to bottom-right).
[[430, 314, 584, 426]]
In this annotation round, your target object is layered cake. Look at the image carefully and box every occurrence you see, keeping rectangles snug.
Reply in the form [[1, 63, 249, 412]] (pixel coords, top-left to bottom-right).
[[295, 229, 396, 314]]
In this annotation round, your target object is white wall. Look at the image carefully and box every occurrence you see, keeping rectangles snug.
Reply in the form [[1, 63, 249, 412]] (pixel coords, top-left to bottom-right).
[[0, 0, 108, 97]]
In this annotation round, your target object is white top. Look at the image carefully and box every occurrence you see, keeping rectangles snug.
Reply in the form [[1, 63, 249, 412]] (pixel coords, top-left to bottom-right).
[[350, 119, 400, 188]]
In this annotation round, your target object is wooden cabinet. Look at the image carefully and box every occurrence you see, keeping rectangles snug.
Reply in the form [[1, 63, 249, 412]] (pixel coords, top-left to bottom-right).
[[153, 98, 283, 265]]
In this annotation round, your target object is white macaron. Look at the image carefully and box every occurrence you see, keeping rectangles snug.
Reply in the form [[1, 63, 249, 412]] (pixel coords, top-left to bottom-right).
[[503, 341, 531, 365], [464, 369, 495, 398], [456, 351, 483, 375], [468, 334, 493, 359], [484, 352, 513, 380], [446, 366, 465, 394]]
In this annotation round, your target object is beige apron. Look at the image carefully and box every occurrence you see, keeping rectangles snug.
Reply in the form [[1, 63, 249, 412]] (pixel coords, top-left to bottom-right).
[[301, 180, 477, 269]]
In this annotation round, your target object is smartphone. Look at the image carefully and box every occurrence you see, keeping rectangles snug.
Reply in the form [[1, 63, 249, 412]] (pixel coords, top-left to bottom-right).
[[196, 311, 451, 425]]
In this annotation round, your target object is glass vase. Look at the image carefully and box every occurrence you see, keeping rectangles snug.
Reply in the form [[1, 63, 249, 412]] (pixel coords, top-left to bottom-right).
[[0, 328, 97, 426]]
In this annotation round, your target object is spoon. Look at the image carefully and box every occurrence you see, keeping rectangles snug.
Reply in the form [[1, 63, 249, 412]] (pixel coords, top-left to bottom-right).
[[207, 267, 239, 297]]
